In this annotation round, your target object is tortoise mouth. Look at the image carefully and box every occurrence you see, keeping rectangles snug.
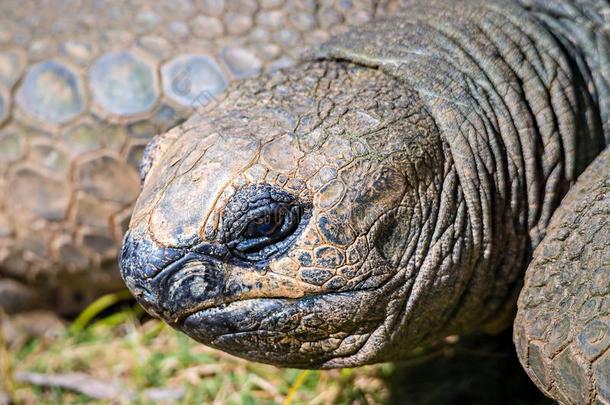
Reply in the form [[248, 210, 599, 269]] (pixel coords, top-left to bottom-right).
[[181, 297, 313, 366], [121, 230, 398, 367], [120, 225, 395, 367], [178, 291, 387, 368]]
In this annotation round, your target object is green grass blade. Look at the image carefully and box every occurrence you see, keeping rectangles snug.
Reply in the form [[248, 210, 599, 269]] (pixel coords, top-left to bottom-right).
[[69, 290, 133, 334]]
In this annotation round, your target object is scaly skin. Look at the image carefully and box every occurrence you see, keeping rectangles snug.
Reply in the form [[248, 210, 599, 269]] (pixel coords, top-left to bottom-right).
[[123, 61, 444, 367], [120, 0, 609, 402], [0, 0, 395, 314], [515, 147, 610, 405]]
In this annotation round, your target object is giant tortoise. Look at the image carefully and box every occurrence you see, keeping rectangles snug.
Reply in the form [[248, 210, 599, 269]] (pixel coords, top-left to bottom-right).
[[0, 0, 608, 404]]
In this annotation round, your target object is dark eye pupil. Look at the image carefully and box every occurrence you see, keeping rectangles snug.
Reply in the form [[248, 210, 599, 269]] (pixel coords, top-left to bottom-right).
[[246, 214, 281, 238]]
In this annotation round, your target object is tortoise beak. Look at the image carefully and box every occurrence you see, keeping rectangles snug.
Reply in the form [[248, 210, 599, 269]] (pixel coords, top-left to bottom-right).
[[121, 228, 253, 325], [119, 229, 186, 318], [120, 230, 223, 315]]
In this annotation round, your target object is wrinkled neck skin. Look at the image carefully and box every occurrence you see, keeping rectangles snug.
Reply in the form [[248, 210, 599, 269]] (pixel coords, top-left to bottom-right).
[[120, 1, 607, 368]]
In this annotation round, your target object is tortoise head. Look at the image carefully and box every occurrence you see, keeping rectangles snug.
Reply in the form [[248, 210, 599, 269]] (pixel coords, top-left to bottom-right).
[[120, 60, 458, 368]]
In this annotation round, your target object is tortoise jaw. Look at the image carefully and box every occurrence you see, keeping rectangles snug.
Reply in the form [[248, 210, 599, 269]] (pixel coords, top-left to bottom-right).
[[180, 291, 388, 368], [120, 228, 401, 368]]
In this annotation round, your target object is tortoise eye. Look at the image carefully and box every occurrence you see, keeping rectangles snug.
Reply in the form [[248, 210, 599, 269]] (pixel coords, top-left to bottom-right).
[[234, 205, 300, 256], [245, 213, 283, 238], [222, 184, 312, 262]]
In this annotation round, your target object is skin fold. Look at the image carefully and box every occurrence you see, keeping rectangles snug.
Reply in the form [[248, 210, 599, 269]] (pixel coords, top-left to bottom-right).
[[121, 0, 608, 374]]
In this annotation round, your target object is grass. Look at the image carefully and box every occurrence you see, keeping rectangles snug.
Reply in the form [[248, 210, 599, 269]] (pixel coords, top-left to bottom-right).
[[0, 293, 392, 404]]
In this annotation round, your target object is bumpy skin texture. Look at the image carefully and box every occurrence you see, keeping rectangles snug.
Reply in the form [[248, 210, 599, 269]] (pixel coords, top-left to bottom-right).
[[121, 0, 608, 379], [123, 62, 444, 367], [0, 0, 394, 314], [515, 147, 610, 405]]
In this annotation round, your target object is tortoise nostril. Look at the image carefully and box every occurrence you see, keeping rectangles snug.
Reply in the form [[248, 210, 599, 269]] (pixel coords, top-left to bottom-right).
[[119, 230, 186, 281], [151, 258, 226, 317]]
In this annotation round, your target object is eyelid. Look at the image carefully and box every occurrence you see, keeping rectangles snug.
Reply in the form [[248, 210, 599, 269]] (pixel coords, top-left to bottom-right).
[[247, 214, 281, 237], [231, 204, 279, 237], [231, 205, 301, 259], [235, 236, 274, 253], [244, 207, 291, 239], [277, 207, 298, 234]]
